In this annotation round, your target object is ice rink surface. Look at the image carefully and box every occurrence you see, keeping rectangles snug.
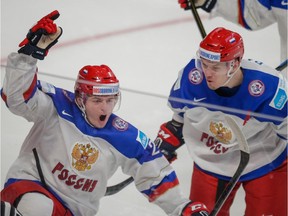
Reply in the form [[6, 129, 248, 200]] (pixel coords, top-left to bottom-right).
[[0, 0, 283, 215]]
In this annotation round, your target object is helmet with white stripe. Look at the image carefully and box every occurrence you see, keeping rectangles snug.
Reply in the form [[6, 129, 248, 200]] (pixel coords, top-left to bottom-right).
[[74, 65, 119, 96], [198, 27, 244, 62]]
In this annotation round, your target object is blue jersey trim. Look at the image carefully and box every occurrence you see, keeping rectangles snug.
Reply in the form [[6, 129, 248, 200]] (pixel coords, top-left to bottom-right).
[[24, 81, 38, 104], [258, 0, 288, 9]]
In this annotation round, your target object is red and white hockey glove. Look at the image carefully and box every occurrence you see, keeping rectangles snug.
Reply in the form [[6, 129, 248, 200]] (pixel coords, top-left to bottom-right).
[[178, 0, 217, 12], [154, 120, 184, 163], [18, 10, 63, 60], [181, 201, 209, 216]]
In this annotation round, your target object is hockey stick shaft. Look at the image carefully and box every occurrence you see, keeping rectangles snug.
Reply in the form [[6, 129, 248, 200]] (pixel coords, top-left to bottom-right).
[[209, 152, 249, 216], [209, 116, 250, 216], [275, 59, 288, 71], [189, 0, 206, 38], [105, 176, 134, 196]]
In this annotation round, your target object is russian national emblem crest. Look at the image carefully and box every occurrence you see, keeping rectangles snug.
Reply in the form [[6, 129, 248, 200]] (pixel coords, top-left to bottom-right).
[[71, 143, 99, 171], [209, 121, 232, 144]]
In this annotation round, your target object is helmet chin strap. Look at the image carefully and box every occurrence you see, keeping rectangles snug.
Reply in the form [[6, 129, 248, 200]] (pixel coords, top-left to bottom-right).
[[75, 96, 95, 128], [220, 60, 240, 87]]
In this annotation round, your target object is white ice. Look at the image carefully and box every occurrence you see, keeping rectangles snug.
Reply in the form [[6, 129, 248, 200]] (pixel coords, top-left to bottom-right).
[[1, 0, 282, 215]]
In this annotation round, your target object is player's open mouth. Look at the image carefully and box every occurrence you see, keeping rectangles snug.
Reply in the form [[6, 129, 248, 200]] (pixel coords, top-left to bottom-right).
[[100, 115, 106, 121]]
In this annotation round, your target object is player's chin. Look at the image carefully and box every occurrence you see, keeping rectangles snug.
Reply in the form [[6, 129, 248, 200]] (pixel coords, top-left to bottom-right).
[[88, 116, 106, 128], [94, 121, 107, 129], [206, 82, 217, 90]]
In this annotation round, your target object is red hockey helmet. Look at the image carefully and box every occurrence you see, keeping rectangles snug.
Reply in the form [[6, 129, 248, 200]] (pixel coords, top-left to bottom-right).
[[198, 27, 244, 62], [74, 65, 119, 96]]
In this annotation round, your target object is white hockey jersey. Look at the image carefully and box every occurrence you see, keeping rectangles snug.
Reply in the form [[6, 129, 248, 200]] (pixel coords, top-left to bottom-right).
[[211, 0, 287, 63], [168, 58, 287, 181], [1, 53, 191, 216]]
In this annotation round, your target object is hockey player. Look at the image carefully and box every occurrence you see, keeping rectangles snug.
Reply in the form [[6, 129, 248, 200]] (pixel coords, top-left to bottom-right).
[[178, 0, 288, 68], [0, 10, 209, 216], [155, 27, 287, 215]]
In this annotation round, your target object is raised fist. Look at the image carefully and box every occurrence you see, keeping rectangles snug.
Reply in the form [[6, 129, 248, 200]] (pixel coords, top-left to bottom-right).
[[18, 10, 63, 60]]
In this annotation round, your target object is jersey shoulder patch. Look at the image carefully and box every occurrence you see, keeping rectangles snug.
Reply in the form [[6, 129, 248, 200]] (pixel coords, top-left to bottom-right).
[[269, 78, 287, 110], [136, 130, 149, 149], [112, 117, 129, 131]]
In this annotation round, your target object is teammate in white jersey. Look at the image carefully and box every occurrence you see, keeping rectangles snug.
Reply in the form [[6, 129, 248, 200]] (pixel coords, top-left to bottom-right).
[[178, 0, 288, 70], [155, 27, 287, 215], [0, 10, 209, 216]]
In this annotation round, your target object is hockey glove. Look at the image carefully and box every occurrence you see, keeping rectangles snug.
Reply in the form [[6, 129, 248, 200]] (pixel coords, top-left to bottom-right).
[[181, 201, 209, 216], [154, 120, 184, 163], [178, 0, 217, 12], [18, 10, 63, 60]]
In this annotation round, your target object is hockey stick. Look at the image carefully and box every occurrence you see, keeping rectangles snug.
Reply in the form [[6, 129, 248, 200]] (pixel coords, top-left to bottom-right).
[[105, 176, 134, 196], [189, 0, 207, 38], [209, 116, 250, 216], [275, 59, 288, 71]]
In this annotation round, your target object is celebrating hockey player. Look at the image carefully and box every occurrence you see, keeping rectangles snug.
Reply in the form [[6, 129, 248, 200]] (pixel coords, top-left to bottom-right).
[[155, 27, 287, 215], [178, 0, 288, 72], [0, 10, 209, 216]]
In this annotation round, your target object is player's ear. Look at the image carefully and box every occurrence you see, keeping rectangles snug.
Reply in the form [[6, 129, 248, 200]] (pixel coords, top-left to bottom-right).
[[231, 58, 240, 73], [75, 95, 84, 107], [235, 58, 241, 68]]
